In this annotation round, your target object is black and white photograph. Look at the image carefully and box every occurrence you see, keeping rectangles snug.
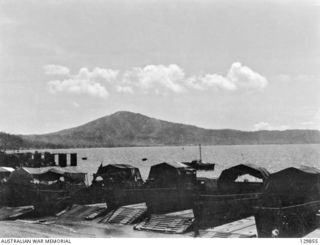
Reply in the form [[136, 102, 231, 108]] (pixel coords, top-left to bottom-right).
[[0, 0, 319, 239]]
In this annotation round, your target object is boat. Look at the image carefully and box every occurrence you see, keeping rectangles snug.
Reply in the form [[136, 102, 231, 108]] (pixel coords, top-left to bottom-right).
[[193, 164, 270, 231], [254, 166, 320, 238], [144, 161, 197, 214], [6, 166, 87, 215], [182, 144, 215, 171]]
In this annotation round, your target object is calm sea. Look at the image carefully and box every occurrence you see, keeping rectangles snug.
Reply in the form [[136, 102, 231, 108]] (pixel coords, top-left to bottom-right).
[[44, 144, 320, 184]]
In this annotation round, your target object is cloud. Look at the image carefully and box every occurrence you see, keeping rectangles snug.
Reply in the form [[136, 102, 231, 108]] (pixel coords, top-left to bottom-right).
[[72, 101, 80, 108], [76, 67, 119, 82], [116, 86, 134, 93], [43, 65, 70, 76], [227, 62, 268, 89], [45, 62, 268, 98], [186, 74, 237, 91], [45, 66, 118, 98], [253, 122, 289, 131], [48, 79, 108, 98], [186, 62, 268, 91], [123, 64, 186, 93]]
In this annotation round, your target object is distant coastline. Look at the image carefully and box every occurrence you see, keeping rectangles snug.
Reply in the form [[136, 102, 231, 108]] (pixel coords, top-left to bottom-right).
[[1, 111, 320, 150]]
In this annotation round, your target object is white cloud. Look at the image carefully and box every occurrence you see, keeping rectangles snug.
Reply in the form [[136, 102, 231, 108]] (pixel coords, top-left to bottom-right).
[[123, 64, 186, 94], [186, 62, 268, 91], [116, 86, 134, 93], [45, 62, 268, 98], [72, 101, 80, 108], [227, 62, 268, 89], [253, 122, 289, 131], [45, 66, 118, 98], [187, 74, 237, 91], [43, 64, 70, 76], [76, 67, 119, 82], [48, 79, 108, 98]]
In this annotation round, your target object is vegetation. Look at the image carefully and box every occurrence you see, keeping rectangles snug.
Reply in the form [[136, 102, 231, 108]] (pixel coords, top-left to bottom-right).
[[14, 111, 320, 149], [0, 132, 25, 150]]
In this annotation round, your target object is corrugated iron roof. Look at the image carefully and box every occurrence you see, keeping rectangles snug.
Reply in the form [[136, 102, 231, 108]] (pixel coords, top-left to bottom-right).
[[21, 167, 86, 176], [57, 204, 107, 220], [134, 213, 194, 234], [0, 206, 34, 220], [51, 166, 87, 175], [154, 161, 190, 169], [101, 205, 147, 225], [0, 167, 14, 173], [194, 216, 257, 238], [22, 167, 53, 175], [107, 164, 138, 169]]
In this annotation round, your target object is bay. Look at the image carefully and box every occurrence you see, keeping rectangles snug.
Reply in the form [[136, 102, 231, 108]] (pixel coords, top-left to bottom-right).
[[45, 144, 320, 184]]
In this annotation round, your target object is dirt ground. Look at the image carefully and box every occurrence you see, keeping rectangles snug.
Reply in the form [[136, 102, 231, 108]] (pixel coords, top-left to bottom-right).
[[0, 220, 189, 238]]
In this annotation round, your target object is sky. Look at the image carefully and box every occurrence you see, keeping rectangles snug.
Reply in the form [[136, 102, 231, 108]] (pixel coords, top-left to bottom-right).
[[0, 0, 319, 134]]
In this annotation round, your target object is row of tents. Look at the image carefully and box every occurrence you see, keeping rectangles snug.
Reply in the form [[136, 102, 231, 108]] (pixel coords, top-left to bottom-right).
[[0, 161, 319, 237]]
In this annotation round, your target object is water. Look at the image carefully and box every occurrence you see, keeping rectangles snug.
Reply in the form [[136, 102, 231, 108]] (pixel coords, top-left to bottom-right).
[[45, 144, 320, 183], [7, 144, 320, 237]]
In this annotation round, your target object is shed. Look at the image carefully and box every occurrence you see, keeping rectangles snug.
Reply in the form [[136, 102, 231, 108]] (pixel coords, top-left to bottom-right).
[[217, 164, 270, 194], [261, 166, 320, 207]]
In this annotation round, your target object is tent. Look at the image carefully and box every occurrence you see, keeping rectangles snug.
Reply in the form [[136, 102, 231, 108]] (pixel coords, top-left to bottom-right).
[[147, 161, 196, 188], [7, 167, 87, 185], [93, 164, 143, 185], [261, 165, 320, 207], [217, 164, 270, 194]]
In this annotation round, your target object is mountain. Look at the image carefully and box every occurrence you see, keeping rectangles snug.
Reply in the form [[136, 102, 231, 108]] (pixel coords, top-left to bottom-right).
[[17, 111, 320, 148], [0, 132, 65, 150], [0, 132, 26, 150]]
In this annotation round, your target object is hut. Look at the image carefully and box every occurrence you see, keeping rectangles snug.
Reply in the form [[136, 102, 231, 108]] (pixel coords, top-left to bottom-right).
[[144, 161, 197, 214], [255, 166, 320, 238], [193, 164, 270, 230]]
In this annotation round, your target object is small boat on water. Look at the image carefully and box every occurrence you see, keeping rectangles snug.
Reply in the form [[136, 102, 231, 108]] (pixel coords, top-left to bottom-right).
[[193, 164, 270, 230], [182, 144, 215, 171], [254, 166, 320, 238]]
